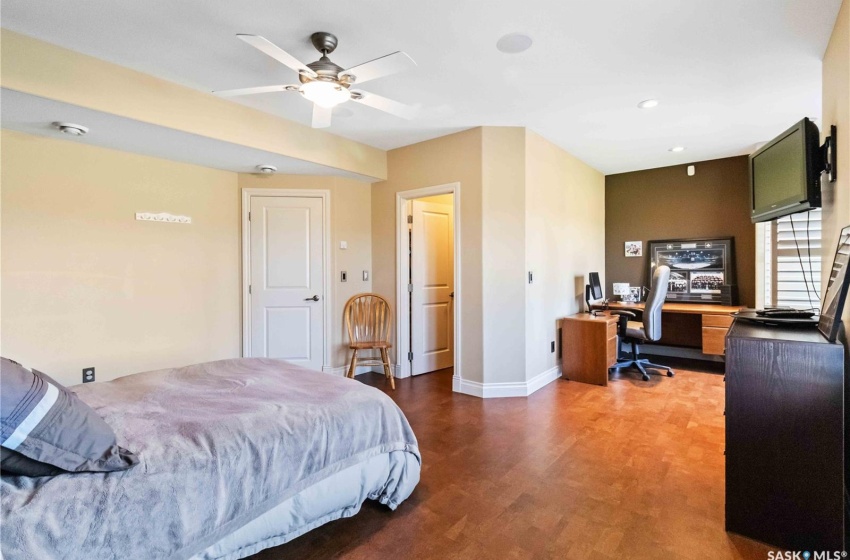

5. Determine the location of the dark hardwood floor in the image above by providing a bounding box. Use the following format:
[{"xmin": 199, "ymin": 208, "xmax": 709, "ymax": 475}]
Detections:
[{"xmin": 251, "ymin": 362, "xmax": 773, "ymax": 559}]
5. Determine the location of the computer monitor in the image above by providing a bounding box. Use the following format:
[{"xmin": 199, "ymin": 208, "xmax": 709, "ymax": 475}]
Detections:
[{"xmin": 588, "ymin": 272, "xmax": 603, "ymax": 300}]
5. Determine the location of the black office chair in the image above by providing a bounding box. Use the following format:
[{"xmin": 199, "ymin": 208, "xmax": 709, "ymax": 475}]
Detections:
[{"xmin": 609, "ymin": 265, "xmax": 675, "ymax": 381}]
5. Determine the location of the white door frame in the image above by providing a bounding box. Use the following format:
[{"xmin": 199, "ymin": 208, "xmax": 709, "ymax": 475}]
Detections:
[
  {"xmin": 241, "ymin": 188, "xmax": 332, "ymax": 369},
  {"xmin": 395, "ymin": 183, "xmax": 461, "ymax": 387}
]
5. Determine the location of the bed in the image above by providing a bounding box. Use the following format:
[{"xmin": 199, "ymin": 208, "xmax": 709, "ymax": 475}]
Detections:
[{"xmin": 0, "ymin": 358, "xmax": 421, "ymax": 560}]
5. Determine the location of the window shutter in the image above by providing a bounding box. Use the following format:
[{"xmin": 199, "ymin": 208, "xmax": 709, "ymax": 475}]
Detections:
[{"xmin": 764, "ymin": 209, "xmax": 822, "ymax": 309}]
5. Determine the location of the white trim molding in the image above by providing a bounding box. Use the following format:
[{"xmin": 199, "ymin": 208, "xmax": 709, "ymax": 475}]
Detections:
[
  {"xmin": 452, "ymin": 366, "xmax": 561, "ymax": 398},
  {"xmin": 241, "ymin": 188, "xmax": 333, "ymax": 369},
  {"xmin": 395, "ymin": 182, "xmax": 462, "ymax": 390}
]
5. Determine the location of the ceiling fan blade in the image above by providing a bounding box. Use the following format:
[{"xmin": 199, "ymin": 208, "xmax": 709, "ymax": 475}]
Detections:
[
  {"xmin": 237, "ymin": 34, "xmax": 317, "ymax": 78},
  {"xmin": 340, "ymin": 51, "xmax": 416, "ymax": 84},
  {"xmin": 312, "ymin": 104, "xmax": 332, "ymax": 128},
  {"xmin": 213, "ymin": 85, "xmax": 294, "ymax": 97},
  {"xmin": 351, "ymin": 91, "xmax": 418, "ymax": 120}
]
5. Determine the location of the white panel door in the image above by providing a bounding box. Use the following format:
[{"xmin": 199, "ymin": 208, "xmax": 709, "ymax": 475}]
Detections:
[
  {"xmin": 411, "ymin": 200, "xmax": 454, "ymax": 375},
  {"xmin": 248, "ymin": 196, "xmax": 324, "ymax": 370}
]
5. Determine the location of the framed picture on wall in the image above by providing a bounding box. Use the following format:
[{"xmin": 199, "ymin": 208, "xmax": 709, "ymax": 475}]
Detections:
[
  {"xmin": 625, "ymin": 241, "xmax": 642, "ymax": 257},
  {"xmin": 647, "ymin": 237, "xmax": 737, "ymax": 305}
]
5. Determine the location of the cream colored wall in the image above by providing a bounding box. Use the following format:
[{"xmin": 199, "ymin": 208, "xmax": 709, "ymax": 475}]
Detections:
[
  {"xmin": 821, "ymin": 0, "xmax": 850, "ymax": 327},
  {"xmin": 1, "ymin": 130, "xmax": 241, "ymax": 386},
  {"xmin": 524, "ymin": 131, "xmax": 606, "ymax": 380},
  {"xmin": 237, "ymin": 174, "xmax": 373, "ymax": 368},
  {"xmin": 481, "ymin": 127, "xmax": 527, "ymax": 384},
  {"xmin": 1, "ymin": 30, "xmax": 386, "ymax": 180},
  {"xmin": 371, "ymin": 128, "xmax": 484, "ymax": 383}
]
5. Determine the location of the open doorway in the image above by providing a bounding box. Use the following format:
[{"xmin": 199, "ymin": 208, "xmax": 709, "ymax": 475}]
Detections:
[{"xmin": 395, "ymin": 184, "xmax": 460, "ymax": 384}]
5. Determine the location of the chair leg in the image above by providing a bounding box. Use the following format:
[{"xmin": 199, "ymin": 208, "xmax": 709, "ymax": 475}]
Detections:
[
  {"xmin": 347, "ymin": 349, "xmax": 358, "ymax": 379},
  {"xmin": 380, "ymin": 348, "xmax": 395, "ymax": 390}
]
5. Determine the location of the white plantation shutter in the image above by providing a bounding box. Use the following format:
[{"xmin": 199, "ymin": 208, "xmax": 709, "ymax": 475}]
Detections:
[{"xmin": 763, "ymin": 209, "xmax": 822, "ymax": 309}]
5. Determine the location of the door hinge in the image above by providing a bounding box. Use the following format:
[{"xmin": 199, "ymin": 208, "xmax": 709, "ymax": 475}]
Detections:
[
  {"xmin": 407, "ymin": 214, "xmax": 413, "ymax": 224},
  {"xmin": 248, "ymin": 211, "xmax": 251, "ymax": 222},
  {"xmin": 248, "ymin": 285, "xmax": 252, "ymax": 295},
  {"xmin": 408, "ymin": 351, "xmax": 413, "ymax": 362},
  {"xmin": 407, "ymin": 284, "xmax": 413, "ymax": 293}
]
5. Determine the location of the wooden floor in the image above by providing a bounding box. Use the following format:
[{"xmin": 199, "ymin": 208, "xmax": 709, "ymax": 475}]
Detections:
[{"xmin": 251, "ymin": 361, "xmax": 773, "ymax": 560}]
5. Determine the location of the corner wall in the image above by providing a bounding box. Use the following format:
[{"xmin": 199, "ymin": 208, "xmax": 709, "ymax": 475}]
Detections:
[
  {"xmin": 525, "ymin": 131, "xmax": 606, "ymax": 381},
  {"xmin": 481, "ymin": 127, "xmax": 527, "ymax": 385},
  {"xmin": 371, "ymin": 128, "xmax": 485, "ymax": 383},
  {"xmin": 821, "ymin": 0, "xmax": 850, "ymax": 321}
]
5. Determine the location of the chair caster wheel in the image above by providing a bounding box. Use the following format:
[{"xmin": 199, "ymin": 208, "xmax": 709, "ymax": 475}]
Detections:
[
  {"xmin": 642, "ymin": 374, "xmax": 650, "ymax": 381},
  {"xmin": 666, "ymin": 371, "xmax": 674, "ymax": 377}
]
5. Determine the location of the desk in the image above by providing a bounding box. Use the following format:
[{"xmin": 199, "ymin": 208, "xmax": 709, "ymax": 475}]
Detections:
[
  {"xmin": 560, "ymin": 312, "xmax": 619, "ymax": 386},
  {"xmin": 595, "ymin": 302, "xmax": 743, "ymax": 356}
]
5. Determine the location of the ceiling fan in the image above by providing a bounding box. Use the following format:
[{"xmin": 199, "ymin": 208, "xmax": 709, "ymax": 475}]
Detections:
[{"xmin": 214, "ymin": 32, "xmax": 417, "ymax": 129}]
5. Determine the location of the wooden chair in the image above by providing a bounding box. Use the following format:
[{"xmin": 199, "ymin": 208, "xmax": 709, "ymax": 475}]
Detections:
[{"xmin": 344, "ymin": 293, "xmax": 395, "ymax": 389}]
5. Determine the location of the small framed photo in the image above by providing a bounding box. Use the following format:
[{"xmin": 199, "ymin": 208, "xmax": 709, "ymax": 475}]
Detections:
[{"xmin": 625, "ymin": 241, "xmax": 642, "ymax": 257}]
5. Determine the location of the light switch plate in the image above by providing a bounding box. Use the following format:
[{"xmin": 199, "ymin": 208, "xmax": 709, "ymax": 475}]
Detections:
[
  {"xmin": 363, "ymin": 270, "xmax": 369, "ymax": 281},
  {"xmin": 340, "ymin": 241, "xmax": 348, "ymax": 250},
  {"xmin": 341, "ymin": 271, "xmax": 347, "ymax": 282}
]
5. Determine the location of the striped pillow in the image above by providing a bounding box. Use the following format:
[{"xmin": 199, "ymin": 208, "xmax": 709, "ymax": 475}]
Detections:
[{"xmin": 0, "ymin": 358, "xmax": 138, "ymax": 476}]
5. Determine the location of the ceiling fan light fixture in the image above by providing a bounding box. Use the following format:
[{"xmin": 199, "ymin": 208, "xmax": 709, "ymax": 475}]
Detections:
[{"xmin": 300, "ymin": 80, "xmax": 350, "ymax": 108}]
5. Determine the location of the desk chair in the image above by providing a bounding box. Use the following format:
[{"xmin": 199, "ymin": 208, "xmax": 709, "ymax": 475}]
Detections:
[
  {"xmin": 609, "ymin": 266, "xmax": 675, "ymax": 381},
  {"xmin": 344, "ymin": 293, "xmax": 395, "ymax": 390}
]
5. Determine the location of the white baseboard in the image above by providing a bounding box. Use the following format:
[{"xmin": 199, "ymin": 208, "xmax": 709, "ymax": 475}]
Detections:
[
  {"xmin": 452, "ymin": 365, "xmax": 561, "ymax": 398},
  {"xmin": 322, "ymin": 364, "xmax": 405, "ymax": 377}
]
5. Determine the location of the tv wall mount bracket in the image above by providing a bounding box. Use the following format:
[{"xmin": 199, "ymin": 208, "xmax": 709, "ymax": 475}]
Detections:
[{"xmin": 820, "ymin": 125, "xmax": 838, "ymax": 184}]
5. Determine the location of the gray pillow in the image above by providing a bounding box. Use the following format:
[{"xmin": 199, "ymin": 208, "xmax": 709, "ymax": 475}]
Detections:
[{"xmin": 1, "ymin": 357, "xmax": 138, "ymax": 477}]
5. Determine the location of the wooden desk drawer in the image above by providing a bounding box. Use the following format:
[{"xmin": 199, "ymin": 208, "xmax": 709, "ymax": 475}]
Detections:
[
  {"xmin": 703, "ymin": 314, "xmax": 734, "ymax": 328},
  {"xmin": 702, "ymin": 326, "xmax": 728, "ymax": 355},
  {"xmin": 607, "ymin": 320, "xmax": 618, "ymax": 339},
  {"xmin": 607, "ymin": 336, "xmax": 617, "ymax": 366}
]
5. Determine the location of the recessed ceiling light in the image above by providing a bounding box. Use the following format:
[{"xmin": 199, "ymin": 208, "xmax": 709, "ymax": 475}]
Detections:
[
  {"xmin": 638, "ymin": 99, "xmax": 659, "ymax": 109},
  {"xmin": 669, "ymin": 146, "xmax": 686, "ymax": 153},
  {"xmin": 496, "ymin": 33, "xmax": 533, "ymax": 54},
  {"xmin": 53, "ymin": 122, "xmax": 89, "ymax": 136}
]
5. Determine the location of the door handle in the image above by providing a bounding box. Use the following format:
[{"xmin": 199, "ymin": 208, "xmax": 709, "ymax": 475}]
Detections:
[
  {"xmin": 305, "ymin": 295, "xmax": 320, "ymax": 301},
  {"xmin": 450, "ymin": 292, "xmax": 454, "ymax": 298}
]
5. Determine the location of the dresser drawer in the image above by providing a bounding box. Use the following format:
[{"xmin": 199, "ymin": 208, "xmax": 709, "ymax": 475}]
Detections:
[{"xmin": 703, "ymin": 314, "xmax": 734, "ymax": 328}]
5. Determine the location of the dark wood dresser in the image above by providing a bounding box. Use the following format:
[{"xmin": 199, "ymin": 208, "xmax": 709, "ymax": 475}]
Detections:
[{"xmin": 725, "ymin": 320, "xmax": 848, "ymax": 551}]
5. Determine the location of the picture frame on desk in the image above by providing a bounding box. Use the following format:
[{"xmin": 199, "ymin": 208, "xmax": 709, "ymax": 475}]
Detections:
[{"xmin": 647, "ymin": 237, "xmax": 737, "ymax": 305}]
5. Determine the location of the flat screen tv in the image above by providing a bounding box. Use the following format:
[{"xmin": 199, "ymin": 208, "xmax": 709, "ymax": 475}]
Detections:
[{"xmin": 749, "ymin": 117, "xmax": 822, "ymax": 224}]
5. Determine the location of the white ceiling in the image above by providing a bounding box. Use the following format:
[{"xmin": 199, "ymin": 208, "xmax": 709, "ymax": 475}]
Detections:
[
  {"xmin": 0, "ymin": 89, "xmax": 373, "ymax": 180},
  {"xmin": 1, "ymin": 0, "xmax": 842, "ymax": 174}
]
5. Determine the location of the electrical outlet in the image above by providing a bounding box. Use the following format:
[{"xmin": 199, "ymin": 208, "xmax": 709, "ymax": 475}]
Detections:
[
  {"xmin": 82, "ymin": 367, "xmax": 95, "ymax": 383},
  {"xmin": 551, "ymin": 341, "xmax": 555, "ymax": 353},
  {"xmin": 341, "ymin": 271, "xmax": 347, "ymax": 282}
]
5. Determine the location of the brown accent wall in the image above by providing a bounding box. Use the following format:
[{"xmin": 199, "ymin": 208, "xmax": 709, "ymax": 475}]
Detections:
[{"xmin": 605, "ymin": 156, "xmax": 755, "ymax": 307}]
